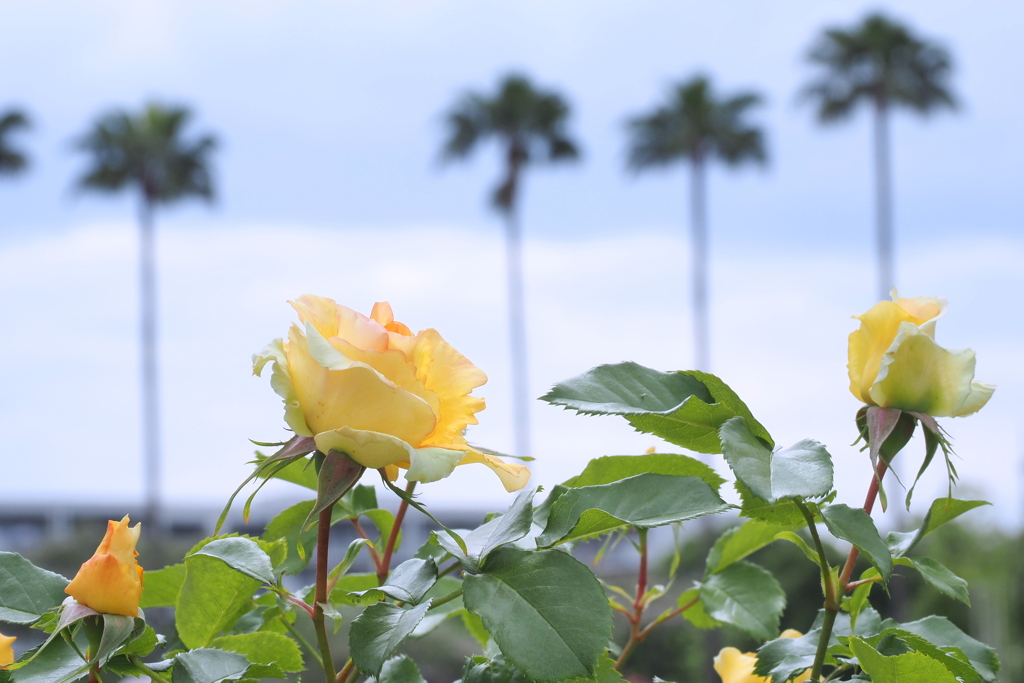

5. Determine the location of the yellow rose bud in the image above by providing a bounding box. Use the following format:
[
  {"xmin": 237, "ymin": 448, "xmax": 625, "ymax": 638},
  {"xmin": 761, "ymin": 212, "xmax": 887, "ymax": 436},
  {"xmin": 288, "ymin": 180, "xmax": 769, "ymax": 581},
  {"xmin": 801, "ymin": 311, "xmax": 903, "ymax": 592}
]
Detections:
[
  {"xmin": 714, "ymin": 630, "xmax": 812, "ymax": 683},
  {"xmin": 848, "ymin": 291, "xmax": 994, "ymax": 417},
  {"xmin": 0, "ymin": 631, "xmax": 15, "ymax": 667},
  {"xmin": 65, "ymin": 516, "xmax": 144, "ymax": 617},
  {"xmin": 254, "ymin": 296, "xmax": 530, "ymax": 492}
]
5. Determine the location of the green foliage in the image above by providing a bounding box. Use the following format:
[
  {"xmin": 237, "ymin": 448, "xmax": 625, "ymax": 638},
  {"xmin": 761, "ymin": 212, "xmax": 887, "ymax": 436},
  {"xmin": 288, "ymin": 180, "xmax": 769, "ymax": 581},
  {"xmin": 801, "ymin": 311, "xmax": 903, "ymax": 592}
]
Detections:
[
  {"xmin": 463, "ymin": 547, "xmax": 611, "ymax": 681},
  {"xmin": 698, "ymin": 561, "xmax": 786, "ymax": 641},
  {"xmin": 719, "ymin": 416, "xmax": 833, "ymax": 503},
  {"xmin": 537, "ymin": 473, "xmax": 729, "ymax": 547},
  {"xmin": 887, "ymin": 498, "xmax": 990, "ymax": 557},
  {"xmin": 0, "ymin": 553, "xmax": 69, "ymax": 624},
  {"xmin": 210, "ymin": 632, "xmax": 304, "ymax": 674},
  {"xmin": 896, "ymin": 557, "xmax": 970, "ymax": 605},
  {"xmin": 821, "ymin": 503, "xmax": 893, "ymax": 582},
  {"xmin": 753, "ymin": 630, "xmax": 820, "ymax": 683},
  {"xmin": 563, "ymin": 452, "xmax": 725, "ymax": 491},
  {"xmin": 540, "ymin": 363, "xmax": 772, "ymax": 453},
  {"xmin": 176, "ymin": 553, "xmax": 261, "ymax": 649},
  {"xmin": 140, "ymin": 563, "xmax": 186, "ymax": 608},
  {"xmin": 435, "ymin": 488, "xmax": 535, "ymax": 572},
  {"xmin": 372, "ymin": 656, "xmax": 427, "ymax": 683},
  {"xmin": 705, "ymin": 520, "xmax": 803, "ymax": 575},
  {"xmin": 349, "ymin": 601, "xmax": 432, "ymax": 677},
  {"xmin": 168, "ymin": 648, "xmax": 251, "ymax": 683}
]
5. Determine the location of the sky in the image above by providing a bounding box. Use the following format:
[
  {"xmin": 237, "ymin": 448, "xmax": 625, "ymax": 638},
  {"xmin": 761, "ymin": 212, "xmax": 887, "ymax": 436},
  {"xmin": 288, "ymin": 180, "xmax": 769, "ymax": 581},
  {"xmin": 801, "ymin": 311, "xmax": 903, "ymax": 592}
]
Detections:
[{"xmin": 1, "ymin": 1, "xmax": 1022, "ymax": 530}]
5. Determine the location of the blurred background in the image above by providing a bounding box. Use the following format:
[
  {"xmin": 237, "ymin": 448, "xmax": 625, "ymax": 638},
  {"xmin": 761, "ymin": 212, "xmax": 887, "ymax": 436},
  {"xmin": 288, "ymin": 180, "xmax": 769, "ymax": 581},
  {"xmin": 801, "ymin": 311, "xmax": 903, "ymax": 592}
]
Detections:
[{"xmin": 1, "ymin": 1, "xmax": 1022, "ymax": 680}]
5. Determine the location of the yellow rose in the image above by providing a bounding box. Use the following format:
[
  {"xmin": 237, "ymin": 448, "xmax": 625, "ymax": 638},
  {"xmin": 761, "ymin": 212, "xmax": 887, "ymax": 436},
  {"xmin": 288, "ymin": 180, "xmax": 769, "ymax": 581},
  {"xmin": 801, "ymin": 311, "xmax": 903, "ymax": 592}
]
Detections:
[
  {"xmin": 254, "ymin": 295, "xmax": 529, "ymax": 492},
  {"xmin": 0, "ymin": 631, "xmax": 15, "ymax": 666},
  {"xmin": 714, "ymin": 630, "xmax": 812, "ymax": 683},
  {"xmin": 65, "ymin": 516, "xmax": 144, "ymax": 617},
  {"xmin": 848, "ymin": 291, "xmax": 994, "ymax": 417}
]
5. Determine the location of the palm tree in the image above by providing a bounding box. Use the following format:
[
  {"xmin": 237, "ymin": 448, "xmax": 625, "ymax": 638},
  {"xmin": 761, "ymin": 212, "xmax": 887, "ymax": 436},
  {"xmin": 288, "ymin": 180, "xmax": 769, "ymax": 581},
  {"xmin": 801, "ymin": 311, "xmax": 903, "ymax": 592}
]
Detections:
[
  {"xmin": 626, "ymin": 75, "xmax": 766, "ymax": 371},
  {"xmin": 441, "ymin": 73, "xmax": 581, "ymax": 459},
  {"xmin": 801, "ymin": 13, "xmax": 957, "ymax": 300},
  {"xmin": 0, "ymin": 109, "xmax": 31, "ymax": 177},
  {"xmin": 74, "ymin": 103, "xmax": 217, "ymax": 529}
]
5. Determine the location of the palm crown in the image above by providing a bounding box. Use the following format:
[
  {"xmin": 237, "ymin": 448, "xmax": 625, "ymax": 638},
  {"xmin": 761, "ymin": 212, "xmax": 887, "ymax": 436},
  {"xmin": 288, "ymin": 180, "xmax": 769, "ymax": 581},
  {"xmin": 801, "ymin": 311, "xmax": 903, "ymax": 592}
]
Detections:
[
  {"xmin": 626, "ymin": 75, "xmax": 766, "ymax": 171},
  {"xmin": 0, "ymin": 109, "xmax": 31, "ymax": 176},
  {"xmin": 801, "ymin": 13, "xmax": 956, "ymax": 121},
  {"xmin": 75, "ymin": 103, "xmax": 216, "ymax": 204},
  {"xmin": 442, "ymin": 74, "xmax": 579, "ymax": 212}
]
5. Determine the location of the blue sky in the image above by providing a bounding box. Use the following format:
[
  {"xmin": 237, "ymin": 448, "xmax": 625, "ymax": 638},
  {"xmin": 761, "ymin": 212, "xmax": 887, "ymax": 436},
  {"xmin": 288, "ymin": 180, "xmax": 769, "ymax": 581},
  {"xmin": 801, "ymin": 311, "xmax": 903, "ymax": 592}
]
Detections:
[{"xmin": 1, "ymin": 1, "xmax": 1022, "ymax": 528}]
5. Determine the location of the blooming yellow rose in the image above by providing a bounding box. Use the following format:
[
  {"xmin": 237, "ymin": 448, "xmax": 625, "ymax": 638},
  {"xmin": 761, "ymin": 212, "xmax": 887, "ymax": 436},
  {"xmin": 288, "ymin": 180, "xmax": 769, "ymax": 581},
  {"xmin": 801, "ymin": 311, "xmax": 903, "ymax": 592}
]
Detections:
[
  {"xmin": 254, "ymin": 295, "xmax": 529, "ymax": 492},
  {"xmin": 0, "ymin": 631, "xmax": 15, "ymax": 667},
  {"xmin": 848, "ymin": 291, "xmax": 994, "ymax": 417},
  {"xmin": 714, "ymin": 630, "xmax": 812, "ymax": 683},
  {"xmin": 65, "ymin": 515, "xmax": 143, "ymax": 617}
]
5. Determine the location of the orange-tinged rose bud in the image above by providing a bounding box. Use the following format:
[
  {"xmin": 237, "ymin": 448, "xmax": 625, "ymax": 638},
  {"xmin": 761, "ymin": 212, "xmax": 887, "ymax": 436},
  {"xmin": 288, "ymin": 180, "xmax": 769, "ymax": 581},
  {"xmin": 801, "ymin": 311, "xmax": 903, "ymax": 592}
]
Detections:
[
  {"xmin": 65, "ymin": 515, "xmax": 143, "ymax": 617},
  {"xmin": 254, "ymin": 296, "xmax": 530, "ymax": 492},
  {"xmin": 0, "ymin": 631, "xmax": 15, "ymax": 666},
  {"xmin": 713, "ymin": 631, "xmax": 813, "ymax": 683}
]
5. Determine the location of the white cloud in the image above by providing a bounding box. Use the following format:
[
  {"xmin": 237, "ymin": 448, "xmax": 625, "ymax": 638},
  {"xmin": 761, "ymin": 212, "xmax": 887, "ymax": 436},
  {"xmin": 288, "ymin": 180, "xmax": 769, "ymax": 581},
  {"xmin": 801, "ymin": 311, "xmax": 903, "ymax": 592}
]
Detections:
[{"xmin": 0, "ymin": 223, "xmax": 1019, "ymax": 532}]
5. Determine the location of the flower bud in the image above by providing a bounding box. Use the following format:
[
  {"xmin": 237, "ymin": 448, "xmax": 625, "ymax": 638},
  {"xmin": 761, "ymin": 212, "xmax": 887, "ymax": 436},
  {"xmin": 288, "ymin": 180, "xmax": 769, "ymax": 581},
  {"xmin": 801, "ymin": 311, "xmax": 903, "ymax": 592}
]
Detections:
[
  {"xmin": 65, "ymin": 515, "xmax": 143, "ymax": 617},
  {"xmin": 0, "ymin": 631, "xmax": 15, "ymax": 666}
]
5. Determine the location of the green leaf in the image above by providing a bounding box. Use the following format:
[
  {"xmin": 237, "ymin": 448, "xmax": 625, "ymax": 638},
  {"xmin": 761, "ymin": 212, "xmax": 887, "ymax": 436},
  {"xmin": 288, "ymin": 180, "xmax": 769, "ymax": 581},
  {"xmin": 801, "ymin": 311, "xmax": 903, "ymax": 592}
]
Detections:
[
  {"xmin": 896, "ymin": 557, "xmax": 970, "ymax": 605},
  {"xmin": 170, "ymin": 648, "xmax": 251, "ymax": 683},
  {"xmin": 821, "ymin": 504, "xmax": 892, "ymax": 583},
  {"xmin": 192, "ymin": 537, "xmax": 275, "ymax": 585},
  {"xmin": 176, "ymin": 554, "xmax": 261, "ymax": 649},
  {"xmin": 256, "ymin": 452, "xmax": 318, "ymax": 490},
  {"xmin": 328, "ymin": 573, "xmax": 381, "ymax": 606},
  {"xmin": 734, "ymin": 482, "xmax": 813, "ymax": 526},
  {"xmin": 357, "ymin": 558, "xmax": 437, "ymax": 605},
  {"xmin": 372, "ymin": 656, "xmax": 427, "ymax": 683},
  {"xmin": 887, "ymin": 498, "xmax": 990, "ymax": 557},
  {"xmin": 537, "ymin": 473, "xmax": 729, "ymax": 547},
  {"xmin": 677, "ymin": 588, "xmax": 720, "ymax": 629},
  {"xmin": 139, "ymin": 564, "xmax": 186, "ymax": 609},
  {"xmin": 540, "ymin": 363, "xmax": 772, "ymax": 453},
  {"xmin": 0, "ymin": 552, "xmax": 70, "ymax": 624},
  {"xmin": 753, "ymin": 630, "xmax": 819, "ymax": 683},
  {"xmin": 698, "ymin": 561, "xmax": 786, "ymax": 642},
  {"xmin": 719, "ymin": 417, "xmax": 833, "ymax": 503},
  {"xmin": 435, "ymin": 489, "xmax": 536, "ymax": 571},
  {"xmin": 883, "ymin": 616, "xmax": 999, "ymax": 681},
  {"xmin": 849, "ymin": 637, "xmax": 958, "ymax": 683},
  {"xmin": 705, "ymin": 520, "xmax": 801, "ymax": 575},
  {"xmin": 463, "ymin": 547, "xmax": 611, "ymax": 682},
  {"xmin": 773, "ymin": 531, "xmax": 821, "ymax": 566},
  {"xmin": 210, "ymin": 632, "xmax": 304, "ymax": 672},
  {"xmin": 409, "ymin": 577, "xmax": 465, "ymax": 638},
  {"xmin": 870, "ymin": 629, "xmax": 982, "ymax": 683},
  {"xmin": 461, "ymin": 653, "xmax": 532, "ymax": 683},
  {"xmin": 262, "ymin": 500, "xmax": 318, "ymax": 574},
  {"xmin": 331, "ymin": 539, "xmax": 372, "ymax": 579},
  {"xmin": 365, "ymin": 509, "xmax": 400, "ymax": 552},
  {"xmin": 563, "ymin": 453, "xmax": 725, "ymax": 491},
  {"xmin": 9, "ymin": 638, "xmax": 85, "ymax": 683},
  {"xmin": 349, "ymin": 601, "xmax": 432, "ymax": 677}
]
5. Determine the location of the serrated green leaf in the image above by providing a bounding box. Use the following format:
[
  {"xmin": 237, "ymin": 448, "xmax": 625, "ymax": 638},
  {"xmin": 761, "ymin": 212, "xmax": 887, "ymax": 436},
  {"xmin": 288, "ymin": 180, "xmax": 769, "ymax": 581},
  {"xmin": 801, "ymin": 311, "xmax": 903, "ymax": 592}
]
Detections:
[
  {"xmin": 9, "ymin": 638, "xmax": 84, "ymax": 683},
  {"xmin": 171, "ymin": 648, "xmax": 251, "ymax": 683},
  {"xmin": 463, "ymin": 547, "xmax": 611, "ymax": 682},
  {"xmin": 435, "ymin": 489, "xmax": 535, "ymax": 571},
  {"xmin": 719, "ymin": 417, "xmax": 833, "ymax": 504},
  {"xmin": 357, "ymin": 558, "xmax": 437, "ymax": 605},
  {"xmin": 328, "ymin": 573, "xmax": 381, "ymax": 606},
  {"xmin": 210, "ymin": 632, "xmax": 303, "ymax": 672},
  {"xmin": 365, "ymin": 509, "xmax": 400, "ymax": 553},
  {"xmin": 869, "ymin": 630, "xmax": 982, "ymax": 683},
  {"xmin": 349, "ymin": 601, "xmax": 432, "ymax": 677},
  {"xmin": 677, "ymin": 588, "xmax": 720, "ymax": 629},
  {"xmin": 139, "ymin": 564, "xmax": 186, "ymax": 609},
  {"xmin": 699, "ymin": 561, "xmax": 786, "ymax": 642},
  {"xmin": 896, "ymin": 557, "xmax": 970, "ymax": 605},
  {"xmin": 409, "ymin": 577, "xmax": 465, "ymax": 638},
  {"xmin": 0, "ymin": 553, "xmax": 70, "ymax": 624},
  {"xmin": 881, "ymin": 616, "xmax": 999, "ymax": 681},
  {"xmin": 773, "ymin": 531, "xmax": 821, "ymax": 566},
  {"xmin": 541, "ymin": 363, "xmax": 771, "ymax": 454},
  {"xmin": 753, "ymin": 630, "xmax": 819, "ymax": 683},
  {"xmin": 734, "ymin": 482, "xmax": 812, "ymax": 525},
  {"xmin": 849, "ymin": 637, "xmax": 958, "ymax": 683},
  {"xmin": 821, "ymin": 504, "xmax": 892, "ymax": 583},
  {"xmin": 192, "ymin": 537, "xmax": 275, "ymax": 585},
  {"xmin": 177, "ymin": 555, "xmax": 261, "ymax": 649},
  {"xmin": 372, "ymin": 655, "xmax": 427, "ymax": 683},
  {"xmin": 537, "ymin": 474, "xmax": 729, "ymax": 547},
  {"xmin": 706, "ymin": 520, "xmax": 801, "ymax": 575},
  {"xmin": 563, "ymin": 453, "xmax": 725, "ymax": 491},
  {"xmin": 461, "ymin": 653, "xmax": 532, "ymax": 683},
  {"xmin": 887, "ymin": 499, "xmax": 990, "ymax": 557}
]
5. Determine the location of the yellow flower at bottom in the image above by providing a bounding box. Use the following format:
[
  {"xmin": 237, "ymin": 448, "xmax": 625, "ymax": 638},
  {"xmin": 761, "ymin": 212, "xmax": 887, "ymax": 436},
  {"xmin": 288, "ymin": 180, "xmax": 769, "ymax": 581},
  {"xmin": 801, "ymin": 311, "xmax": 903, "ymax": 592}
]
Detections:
[
  {"xmin": 714, "ymin": 630, "xmax": 812, "ymax": 683},
  {"xmin": 65, "ymin": 515, "xmax": 144, "ymax": 617},
  {"xmin": 0, "ymin": 631, "xmax": 15, "ymax": 666}
]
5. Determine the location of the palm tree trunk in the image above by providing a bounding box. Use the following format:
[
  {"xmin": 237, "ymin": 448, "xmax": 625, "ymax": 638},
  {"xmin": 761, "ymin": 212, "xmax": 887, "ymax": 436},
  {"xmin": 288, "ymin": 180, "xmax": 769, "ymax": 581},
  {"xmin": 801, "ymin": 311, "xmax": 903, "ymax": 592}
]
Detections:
[
  {"xmin": 690, "ymin": 154, "xmax": 710, "ymax": 371},
  {"xmin": 138, "ymin": 199, "xmax": 162, "ymax": 531},
  {"xmin": 504, "ymin": 203, "xmax": 532, "ymax": 459},
  {"xmin": 873, "ymin": 97, "xmax": 894, "ymax": 301}
]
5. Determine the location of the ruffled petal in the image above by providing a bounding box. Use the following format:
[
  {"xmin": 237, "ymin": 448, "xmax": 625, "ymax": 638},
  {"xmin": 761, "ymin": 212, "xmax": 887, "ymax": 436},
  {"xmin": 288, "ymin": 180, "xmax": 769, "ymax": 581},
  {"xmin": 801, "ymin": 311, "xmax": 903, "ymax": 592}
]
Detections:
[
  {"xmin": 288, "ymin": 324, "xmax": 437, "ymax": 443},
  {"xmin": 869, "ymin": 322, "xmax": 982, "ymax": 417},
  {"xmin": 413, "ymin": 329, "xmax": 488, "ymax": 448},
  {"xmin": 952, "ymin": 381, "xmax": 996, "ymax": 417},
  {"xmin": 290, "ymin": 295, "xmax": 389, "ymax": 352},
  {"xmin": 457, "ymin": 450, "xmax": 531, "ymax": 492},
  {"xmin": 327, "ymin": 336, "xmax": 442, "ymax": 418},
  {"xmin": 713, "ymin": 647, "xmax": 762, "ymax": 683},
  {"xmin": 99, "ymin": 516, "xmax": 141, "ymax": 566},
  {"xmin": 892, "ymin": 290, "xmax": 946, "ymax": 338},
  {"xmin": 65, "ymin": 555, "xmax": 143, "ymax": 617},
  {"xmin": 253, "ymin": 337, "xmax": 312, "ymax": 436}
]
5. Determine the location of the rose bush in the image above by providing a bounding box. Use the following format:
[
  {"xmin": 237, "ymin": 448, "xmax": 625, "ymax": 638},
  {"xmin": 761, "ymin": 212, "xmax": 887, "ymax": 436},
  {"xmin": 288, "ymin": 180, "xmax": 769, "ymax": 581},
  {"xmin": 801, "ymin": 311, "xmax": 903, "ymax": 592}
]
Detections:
[
  {"xmin": 64, "ymin": 515, "xmax": 143, "ymax": 617},
  {"xmin": 848, "ymin": 291, "xmax": 994, "ymax": 417},
  {"xmin": 254, "ymin": 295, "xmax": 529, "ymax": 491}
]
